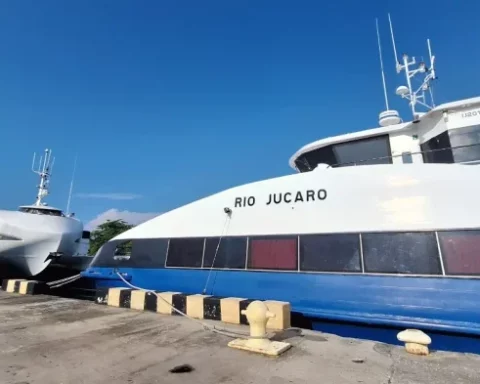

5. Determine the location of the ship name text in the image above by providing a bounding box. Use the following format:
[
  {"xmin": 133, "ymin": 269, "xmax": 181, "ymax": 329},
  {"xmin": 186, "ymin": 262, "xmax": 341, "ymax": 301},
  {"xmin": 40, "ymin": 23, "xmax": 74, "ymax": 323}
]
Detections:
[{"xmin": 234, "ymin": 189, "xmax": 327, "ymax": 208}]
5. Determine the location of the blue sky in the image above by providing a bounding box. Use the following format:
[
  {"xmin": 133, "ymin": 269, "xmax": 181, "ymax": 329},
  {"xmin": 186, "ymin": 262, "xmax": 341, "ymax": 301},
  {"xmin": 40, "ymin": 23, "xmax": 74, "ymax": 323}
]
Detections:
[{"xmin": 0, "ymin": 1, "xmax": 479, "ymax": 228}]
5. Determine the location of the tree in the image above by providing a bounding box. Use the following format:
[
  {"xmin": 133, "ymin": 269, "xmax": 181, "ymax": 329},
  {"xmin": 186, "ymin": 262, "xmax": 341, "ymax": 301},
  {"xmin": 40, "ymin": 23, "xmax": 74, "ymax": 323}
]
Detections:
[{"xmin": 88, "ymin": 219, "xmax": 134, "ymax": 255}]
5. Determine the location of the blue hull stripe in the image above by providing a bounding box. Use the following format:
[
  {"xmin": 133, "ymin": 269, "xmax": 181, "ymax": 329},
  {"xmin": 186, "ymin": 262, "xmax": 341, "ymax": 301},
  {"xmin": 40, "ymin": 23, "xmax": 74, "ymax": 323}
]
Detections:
[{"xmin": 82, "ymin": 267, "xmax": 480, "ymax": 337}]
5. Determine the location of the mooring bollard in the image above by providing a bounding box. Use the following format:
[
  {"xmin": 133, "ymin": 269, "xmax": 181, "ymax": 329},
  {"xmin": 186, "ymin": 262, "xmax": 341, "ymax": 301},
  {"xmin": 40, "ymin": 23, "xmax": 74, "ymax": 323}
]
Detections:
[
  {"xmin": 397, "ymin": 329, "xmax": 432, "ymax": 356},
  {"xmin": 228, "ymin": 300, "xmax": 291, "ymax": 356}
]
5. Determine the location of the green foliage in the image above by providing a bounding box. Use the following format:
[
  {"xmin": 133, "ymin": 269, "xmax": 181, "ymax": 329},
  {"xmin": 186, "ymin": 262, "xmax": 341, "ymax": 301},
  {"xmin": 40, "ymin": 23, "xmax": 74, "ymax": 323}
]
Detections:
[{"xmin": 88, "ymin": 219, "xmax": 134, "ymax": 256}]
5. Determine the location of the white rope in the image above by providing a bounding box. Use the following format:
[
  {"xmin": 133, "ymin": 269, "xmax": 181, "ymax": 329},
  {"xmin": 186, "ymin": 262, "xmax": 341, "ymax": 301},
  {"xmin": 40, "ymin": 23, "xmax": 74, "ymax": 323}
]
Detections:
[
  {"xmin": 47, "ymin": 273, "xmax": 82, "ymax": 288},
  {"xmin": 115, "ymin": 271, "xmax": 253, "ymax": 339},
  {"xmin": 202, "ymin": 214, "xmax": 231, "ymax": 295}
]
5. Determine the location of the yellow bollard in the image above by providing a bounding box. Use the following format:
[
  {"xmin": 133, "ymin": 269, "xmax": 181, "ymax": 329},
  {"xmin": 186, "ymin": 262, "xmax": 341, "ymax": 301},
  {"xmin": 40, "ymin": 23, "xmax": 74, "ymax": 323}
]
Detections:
[
  {"xmin": 228, "ymin": 301, "xmax": 291, "ymax": 356},
  {"xmin": 397, "ymin": 329, "xmax": 432, "ymax": 356}
]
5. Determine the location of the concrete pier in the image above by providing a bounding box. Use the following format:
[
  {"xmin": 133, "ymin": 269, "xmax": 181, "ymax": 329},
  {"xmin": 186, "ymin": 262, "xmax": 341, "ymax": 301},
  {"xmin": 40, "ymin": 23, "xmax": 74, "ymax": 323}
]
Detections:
[{"xmin": 0, "ymin": 291, "xmax": 479, "ymax": 384}]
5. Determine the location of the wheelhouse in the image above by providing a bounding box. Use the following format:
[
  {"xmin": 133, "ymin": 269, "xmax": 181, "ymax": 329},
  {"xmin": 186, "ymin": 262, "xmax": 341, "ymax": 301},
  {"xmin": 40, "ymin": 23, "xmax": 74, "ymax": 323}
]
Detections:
[{"xmin": 290, "ymin": 97, "xmax": 480, "ymax": 172}]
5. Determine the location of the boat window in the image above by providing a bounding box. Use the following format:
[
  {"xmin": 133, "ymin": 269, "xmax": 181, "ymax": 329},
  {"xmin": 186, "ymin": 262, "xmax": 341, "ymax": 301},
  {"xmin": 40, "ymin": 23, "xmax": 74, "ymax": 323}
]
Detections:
[
  {"xmin": 19, "ymin": 207, "xmax": 65, "ymax": 216},
  {"xmin": 166, "ymin": 238, "xmax": 204, "ymax": 268},
  {"xmin": 203, "ymin": 237, "xmax": 247, "ymax": 269},
  {"xmin": 421, "ymin": 131, "xmax": 454, "ymax": 163},
  {"xmin": 114, "ymin": 241, "xmax": 132, "ymax": 257},
  {"xmin": 82, "ymin": 231, "xmax": 91, "ymax": 239},
  {"xmin": 295, "ymin": 147, "xmax": 336, "ymax": 171},
  {"xmin": 420, "ymin": 125, "xmax": 480, "ymax": 164},
  {"xmin": 362, "ymin": 232, "xmax": 441, "ymax": 275},
  {"xmin": 449, "ymin": 125, "xmax": 480, "ymax": 163},
  {"xmin": 90, "ymin": 240, "xmax": 126, "ymax": 267},
  {"xmin": 248, "ymin": 236, "xmax": 297, "ymax": 270},
  {"xmin": 130, "ymin": 239, "xmax": 169, "ymax": 268},
  {"xmin": 0, "ymin": 234, "xmax": 21, "ymax": 240},
  {"xmin": 44, "ymin": 209, "xmax": 63, "ymax": 216},
  {"xmin": 90, "ymin": 239, "xmax": 168, "ymax": 268},
  {"xmin": 294, "ymin": 134, "xmax": 392, "ymax": 171},
  {"xmin": 299, "ymin": 234, "xmax": 361, "ymax": 272},
  {"xmin": 333, "ymin": 135, "xmax": 392, "ymax": 167},
  {"xmin": 438, "ymin": 230, "xmax": 480, "ymax": 275}
]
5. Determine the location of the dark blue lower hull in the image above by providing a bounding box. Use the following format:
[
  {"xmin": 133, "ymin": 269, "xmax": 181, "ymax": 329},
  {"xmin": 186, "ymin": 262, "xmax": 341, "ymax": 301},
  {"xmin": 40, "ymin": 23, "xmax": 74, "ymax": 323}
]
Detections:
[{"xmin": 82, "ymin": 267, "xmax": 480, "ymax": 354}]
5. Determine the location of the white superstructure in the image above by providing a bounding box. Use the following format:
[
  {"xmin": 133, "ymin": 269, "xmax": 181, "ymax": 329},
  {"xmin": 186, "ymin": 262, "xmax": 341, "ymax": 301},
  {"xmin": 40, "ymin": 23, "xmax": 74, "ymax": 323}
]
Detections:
[
  {"xmin": 0, "ymin": 149, "xmax": 84, "ymax": 276},
  {"xmin": 91, "ymin": 15, "xmax": 480, "ymax": 269}
]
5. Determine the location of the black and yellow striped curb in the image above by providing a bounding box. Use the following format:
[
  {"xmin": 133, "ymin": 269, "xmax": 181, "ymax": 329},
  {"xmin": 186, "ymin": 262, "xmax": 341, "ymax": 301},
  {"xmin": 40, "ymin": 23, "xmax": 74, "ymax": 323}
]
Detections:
[
  {"xmin": 1, "ymin": 279, "xmax": 46, "ymax": 295},
  {"xmin": 95, "ymin": 287, "xmax": 291, "ymax": 330}
]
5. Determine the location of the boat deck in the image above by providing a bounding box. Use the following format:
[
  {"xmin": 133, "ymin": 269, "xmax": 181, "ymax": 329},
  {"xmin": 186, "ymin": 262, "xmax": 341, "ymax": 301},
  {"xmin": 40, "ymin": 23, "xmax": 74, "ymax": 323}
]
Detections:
[{"xmin": 1, "ymin": 291, "xmax": 479, "ymax": 384}]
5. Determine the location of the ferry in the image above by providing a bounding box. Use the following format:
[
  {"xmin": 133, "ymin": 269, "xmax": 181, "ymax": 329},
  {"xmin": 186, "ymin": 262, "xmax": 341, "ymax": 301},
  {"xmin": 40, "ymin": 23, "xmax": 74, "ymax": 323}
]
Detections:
[
  {"xmin": 81, "ymin": 16, "xmax": 480, "ymax": 353},
  {"xmin": 0, "ymin": 149, "xmax": 85, "ymax": 277}
]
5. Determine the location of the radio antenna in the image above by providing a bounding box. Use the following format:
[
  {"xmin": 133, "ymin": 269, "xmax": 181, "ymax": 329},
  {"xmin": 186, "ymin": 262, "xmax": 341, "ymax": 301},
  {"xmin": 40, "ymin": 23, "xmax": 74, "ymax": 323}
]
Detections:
[
  {"xmin": 66, "ymin": 153, "xmax": 78, "ymax": 216},
  {"xmin": 376, "ymin": 17, "xmax": 401, "ymax": 127},
  {"xmin": 388, "ymin": 13, "xmax": 400, "ymax": 71},
  {"xmin": 376, "ymin": 18, "xmax": 389, "ymax": 110}
]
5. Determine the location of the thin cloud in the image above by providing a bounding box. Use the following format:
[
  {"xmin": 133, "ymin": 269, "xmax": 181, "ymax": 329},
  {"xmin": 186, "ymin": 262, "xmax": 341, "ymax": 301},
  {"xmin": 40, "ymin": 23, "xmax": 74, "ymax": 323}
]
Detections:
[
  {"xmin": 85, "ymin": 208, "xmax": 160, "ymax": 230},
  {"xmin": 75, "ymin": 193, "xmax": 143, "ymax": 200}
]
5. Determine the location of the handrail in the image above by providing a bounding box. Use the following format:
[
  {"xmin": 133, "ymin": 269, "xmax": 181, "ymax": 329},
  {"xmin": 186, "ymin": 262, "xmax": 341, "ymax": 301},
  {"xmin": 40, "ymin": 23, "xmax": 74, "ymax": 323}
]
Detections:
[{"xmin": 294, "ymin": 142, "xmax": 480, "ymax": 171}]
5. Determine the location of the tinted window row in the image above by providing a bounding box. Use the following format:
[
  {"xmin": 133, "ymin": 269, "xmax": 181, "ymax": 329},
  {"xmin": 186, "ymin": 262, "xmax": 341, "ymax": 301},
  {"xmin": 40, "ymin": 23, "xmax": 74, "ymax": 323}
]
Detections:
[
  {"xmin": 92, "ymin": 230, "xmax": 480, "ymax": 277},
  {"xmin": 294, "ymin": 134, "xmax": 392, "ymax": 172}
]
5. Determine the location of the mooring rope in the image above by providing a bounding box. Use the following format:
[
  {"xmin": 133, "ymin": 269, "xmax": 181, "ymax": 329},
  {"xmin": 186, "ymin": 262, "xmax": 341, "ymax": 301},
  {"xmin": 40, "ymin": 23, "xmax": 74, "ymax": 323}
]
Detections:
[{"xmin": 47, "ymin": 273, "xmax": 82, "ymax": 289}]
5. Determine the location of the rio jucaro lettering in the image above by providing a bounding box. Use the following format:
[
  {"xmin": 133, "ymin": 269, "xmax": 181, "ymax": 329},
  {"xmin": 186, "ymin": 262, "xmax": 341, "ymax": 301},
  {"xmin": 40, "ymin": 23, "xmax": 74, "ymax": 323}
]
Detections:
[{"xmin": 234, "ymin": 189, "xmax": 327, "ymax": 208}]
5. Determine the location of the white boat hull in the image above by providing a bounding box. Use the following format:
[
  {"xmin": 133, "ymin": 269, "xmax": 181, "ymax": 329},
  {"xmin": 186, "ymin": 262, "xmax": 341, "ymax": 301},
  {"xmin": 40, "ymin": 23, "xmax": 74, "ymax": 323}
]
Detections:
[
  {"xmin": 113, "ymin": 163, "xmax": 480, "ymax": 242},
  {"xmin": 0, "ymin": 210, "xmax": 83, "ymax": 277}
]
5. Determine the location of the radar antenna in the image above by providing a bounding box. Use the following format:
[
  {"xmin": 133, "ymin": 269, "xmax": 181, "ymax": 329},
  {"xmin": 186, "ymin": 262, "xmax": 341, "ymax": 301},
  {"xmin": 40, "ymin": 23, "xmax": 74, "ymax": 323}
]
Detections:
[
  {"xmin": 376, "ymin": 18, "xmax": 401, "ymax": 127},
  {"xmin": 388, "ymin": 13, "xmax": 438, "ymax": 121},
  {"xmin": 32, "ymin": 148, "xmax": 55, "ymax": 206}
]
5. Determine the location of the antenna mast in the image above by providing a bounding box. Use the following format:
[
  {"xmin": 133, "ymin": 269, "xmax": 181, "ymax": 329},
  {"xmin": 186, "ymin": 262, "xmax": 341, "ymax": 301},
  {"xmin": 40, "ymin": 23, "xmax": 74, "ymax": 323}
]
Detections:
[
  {"xmin": 376, "ymin": 17, "xmax": 401, "ymax": 127},
  {"xmin": 388, "ymin": 13, "xmax": 437, "ymax": 121},
  {"xmin": 388, "ymin": 13, "xmax": 400, "ymax": 71},
  {"xmin": 66, "ymin": 153, "xmax": 78, "ymax": 216},
  {"xmin": 376, "ymin": 18, "xmax": 390, "ymax": 110},
  {"xmin": 32, "ymin": 148, "xmax": 55, "ymax": 206}
]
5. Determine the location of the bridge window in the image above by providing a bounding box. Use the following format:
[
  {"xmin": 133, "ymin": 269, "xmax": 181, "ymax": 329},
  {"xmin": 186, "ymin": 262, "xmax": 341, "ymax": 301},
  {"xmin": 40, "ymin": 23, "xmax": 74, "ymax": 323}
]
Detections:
[
  {"xmin": 203, "ymin": 237, "xmax": 247, "ymax": 269},
  {"xmin": 421, "ymin": 131, "xmax": 454, "ymax": 163},
  {"xmin": 421, "ymin": 125, "xmax": 480, "ymax": 164},
  {"xmin": 333, "ymin": 135, "xmax": 392, "ymax": 167},
  {"xmin": 166, "ymin": 238, "xmax": 204, "ymax": 268},
  {"xmin": 449, "ymin": 125, "xmax": 480, "ymax": 163},
  {"xmin": 438, "ymin": 230, "xmax": 480, "ymax": 275},
  {"xmin": 363, "ymin": 232, "xmax": 441, "ymax": 275},
  {"xmin": 300, "ymin": 234, "xmax": 361, "ymax": 272},
  {"xmin": 248, "ymin": 236, "xmax": 297, "ymax": 270},
  {"xmin": 294, "ymin": 134, "xmax": 392, "ymax": 171}
]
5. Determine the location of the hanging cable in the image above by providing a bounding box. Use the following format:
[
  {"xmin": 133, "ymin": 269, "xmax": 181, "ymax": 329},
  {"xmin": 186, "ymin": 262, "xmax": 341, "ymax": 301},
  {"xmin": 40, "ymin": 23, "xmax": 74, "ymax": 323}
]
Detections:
[{"xmin": 202, "ymin": 210, "xmax": 232, "ymax": 295}]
